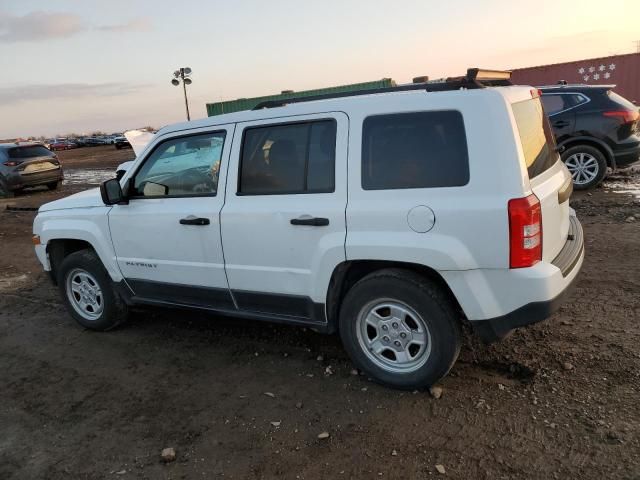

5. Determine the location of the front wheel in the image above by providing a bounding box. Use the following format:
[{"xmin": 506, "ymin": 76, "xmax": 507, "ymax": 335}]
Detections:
[
  {"xmin": 339, "ymin": 269, "xmax": 461, "ymax": 390},
  {"xmin": 561, "ymin": 145, "xmax": 607, "ymax": 190},
  {"xmin": 47, "ymin": 181, "xmax": 61, "ymax": 190},
  {"xmin": 58, "ymin": 249, "xmax": 128, "ymax": 330}
]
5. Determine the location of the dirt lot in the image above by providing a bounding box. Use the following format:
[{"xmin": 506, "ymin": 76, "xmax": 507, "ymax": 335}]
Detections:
[{"xmin": 1, "ymin": 146, "xmax": 639, "ymax": 479}]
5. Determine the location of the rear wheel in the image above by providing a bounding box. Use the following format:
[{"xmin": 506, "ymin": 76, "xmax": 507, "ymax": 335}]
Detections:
[
  {"xmin": 58, "ymin": 249, "xmax": 128, "ymax": 330},
  {"xmin": 561, "ymin": 145, "xmax": 607, "ymax": 190},
  {"xmin": 339, "ymin": 269, "xmax": 461, "ymax": 390}
]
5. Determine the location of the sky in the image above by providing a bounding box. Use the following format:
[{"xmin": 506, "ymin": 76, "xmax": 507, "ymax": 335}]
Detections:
[{"xmin": 1, "ymin": 0, "xmax": 639, "ymax": 138}]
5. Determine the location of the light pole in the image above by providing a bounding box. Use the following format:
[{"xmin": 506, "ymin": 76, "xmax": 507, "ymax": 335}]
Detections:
[{"xmin": 171, "ymin": 67, "xmax": 192, "ymax": 121}]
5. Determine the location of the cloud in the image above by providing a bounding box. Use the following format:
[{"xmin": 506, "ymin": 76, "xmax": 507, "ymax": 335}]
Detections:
[
  {"xmin": 0, "ymin": 83, "xmax": 151, "ymax": 105},
  {"xmin": 0, "ymin": 10, "xmax": 84, "ymax": 43},
  {"xmin": 95, "ymin": 17, "xmax": 152, "ymax": 33},
  {"xmin": 0, "ymin": 11, "xmax": 152, "ymax": 43}
]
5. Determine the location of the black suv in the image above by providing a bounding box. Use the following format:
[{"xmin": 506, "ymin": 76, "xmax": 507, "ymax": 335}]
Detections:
[{"xmin": 539, "ymin": 84, "xmax": 640, "ymax": 189}]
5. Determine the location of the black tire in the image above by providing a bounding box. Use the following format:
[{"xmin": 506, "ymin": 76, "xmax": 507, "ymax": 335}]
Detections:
[
  {"xmin": 339, "ymin": 268, "xmax": 461, "ymax": 390},
  {"xmin": 57, "ymin": 249, "xmax": 128, "ymax": 331},
  {"xmin": 0, "ymin": 176, "xmax": 13, "ymax": 198},
  {"xmin": 561, "ymin": 144, "xmax": 607, "ymax": 190},
  {"xmin": 46, "ymin": 181, "xmax": 61, "ymax": 190}
]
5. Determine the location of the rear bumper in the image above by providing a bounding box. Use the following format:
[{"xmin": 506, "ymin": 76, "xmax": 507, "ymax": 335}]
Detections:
[
  {"xmin": 6, "ymin": 168, "xmax": 63, "ymax": 190},
  {"xmin": 613, "ymin": 145, "xmax": 640, "ymax": 168},
  {"xmin": 471, "ymin": 216, "xmax": 584, "ymax": 342}
]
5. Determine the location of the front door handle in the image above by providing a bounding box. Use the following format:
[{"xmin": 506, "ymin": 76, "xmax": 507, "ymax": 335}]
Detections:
[
  {"xmin": 180, "ymin": 216, "xmax": 210, "ymax": 226},
  {"xmin": 553, "ymin": 120, "xmax": 570, "ymax": 128},
  {"xmin": 290, "ymin": 216, "xmax": 329, "ymax": 226}
]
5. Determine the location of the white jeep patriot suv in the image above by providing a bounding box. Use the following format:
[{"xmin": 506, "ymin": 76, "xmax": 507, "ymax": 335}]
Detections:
[{"xmin": 33, "ymin": 70, "xmax": 584, "ymax": 389}]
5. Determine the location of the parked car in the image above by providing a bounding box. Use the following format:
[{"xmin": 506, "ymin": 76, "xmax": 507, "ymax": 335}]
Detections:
[
  {"xmin": 46, "ymin": 139, "xmax": 73, "ymax": 151},
  {"xmin": 32, "ymin": 69, "xmax": 583, "ymax": 389},
  {"xmin": 114, "ymin": 136, "xmax": 132, "ymax": 150},
  {"xmin": 84, "ymin": 138, "xmax": 106, "ymax": 147},
  {"xmin": 0, "ymin": 143, "xmax": 63, "ymax": 195},
  {"xmin": 539, "ymin": 84, "xmax": 640, "ymax": 189}
]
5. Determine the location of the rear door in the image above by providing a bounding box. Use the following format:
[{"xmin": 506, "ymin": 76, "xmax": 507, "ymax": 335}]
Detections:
[
  {"xmin": 220, "ymin": 113, "xmax": 348, "ymax": 321},
  {"xmin": 512, "ymin": 96, "xmax": 571, "ymax": 262},
  {"xmin": 541, "ymin": 94, "xmax": 576, "ymax": 137}
]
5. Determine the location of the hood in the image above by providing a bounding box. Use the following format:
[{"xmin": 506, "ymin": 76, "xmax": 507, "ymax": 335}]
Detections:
[
  {"xmin": 38, "ymin": 187, "xmax": 105, "ymax": 212},
  {"xmin": 124, "ymin": 129, "xmax": 155, "ymax": 156}
]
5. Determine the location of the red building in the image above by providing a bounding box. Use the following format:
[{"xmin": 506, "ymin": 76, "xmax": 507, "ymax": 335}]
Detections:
[{"xmin": 511, "ymin": 52, "xmax": 640, "ymax": 103}]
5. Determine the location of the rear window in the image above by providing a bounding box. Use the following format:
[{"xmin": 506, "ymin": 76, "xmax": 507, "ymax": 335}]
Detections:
[
  {"xmin": 511, "ymin": 98, "xmax": 558, "ymax": 179},
  {"xmin": 361, "ymin": 111, "xmax": 469, "ymax": 190},
  {"xmin": 607, "ymin": 90, "xmax": 638, "ymax": 110},
  {"xmin": 8, "ymin": 145, "xmax": 54, "ymax": 158}
]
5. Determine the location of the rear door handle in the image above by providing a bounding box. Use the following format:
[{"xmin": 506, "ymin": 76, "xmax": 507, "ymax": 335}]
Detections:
[
  {"xmin": 180, "ymin": 216, "xmax": 210, "ymax": 226},
  {"xmin": 290, "ymin": 216, "xmax": 329, "ymax": 226},
  {"xmin": 553, "ymin": 120, "xmax": 570, "ymax": 128}
]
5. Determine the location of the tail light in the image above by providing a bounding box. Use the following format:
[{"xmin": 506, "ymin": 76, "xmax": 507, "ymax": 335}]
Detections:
[
  {"xmin": 508, "ymin": 194, "xmax": 542, "ymax": 268},
  {"xmin": 603, "ymin": 110, "xmax": 639, "ymax": 124}
]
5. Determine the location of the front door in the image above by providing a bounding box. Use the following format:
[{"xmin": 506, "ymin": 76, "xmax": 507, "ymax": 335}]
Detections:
[
  {"xmin": 221, "ymin": 113, "xmax": 348, "ymax": 322},
  {"xmin": 108, "ymin": 125, "xmax": 235, "ymax": 308}
]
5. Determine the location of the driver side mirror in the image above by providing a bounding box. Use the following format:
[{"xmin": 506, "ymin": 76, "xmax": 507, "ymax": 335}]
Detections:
[{"xmin": 100, "ymin": 178, "xmax": 126, "ymax": 205}]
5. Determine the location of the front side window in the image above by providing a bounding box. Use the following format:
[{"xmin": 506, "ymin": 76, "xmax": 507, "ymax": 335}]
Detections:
[
  {"xmin": 239, "ymin": 120, "xmax": 336, "ymax": 195},
  {"xmin": 132, "ymin": 132, "xmax": 225, "ymax": 197},
  {"xmin": 362, "ymin": 111, "xmax": 469, "ymax": 190}
]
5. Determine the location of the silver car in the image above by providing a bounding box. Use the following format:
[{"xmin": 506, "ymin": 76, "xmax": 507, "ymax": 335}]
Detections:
[{"xmin": 0, "ymin": 143, "xmax": 64, "ymax": 196}]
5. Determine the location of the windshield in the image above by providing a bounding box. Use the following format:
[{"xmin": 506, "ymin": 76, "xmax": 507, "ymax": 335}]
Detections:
[{"xmin": 511, "ymin": 97, "xmax": 558, "ymax": 179}]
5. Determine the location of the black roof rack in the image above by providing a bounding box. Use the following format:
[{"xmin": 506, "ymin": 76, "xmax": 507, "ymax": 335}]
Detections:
[{"xmin": 252, "ymin": 68, "xmax": 512, "ymax": 110}]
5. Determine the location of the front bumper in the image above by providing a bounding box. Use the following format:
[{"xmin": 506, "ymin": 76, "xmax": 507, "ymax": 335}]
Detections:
[{"xmin": 471, "ymin": 216, "xmax": 584, "ymax": 342}]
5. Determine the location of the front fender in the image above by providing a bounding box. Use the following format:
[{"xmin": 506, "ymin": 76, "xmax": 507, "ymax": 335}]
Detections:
[{"xmin": 34, "ymin": 208, "xmax": 121, "ymax": 282}]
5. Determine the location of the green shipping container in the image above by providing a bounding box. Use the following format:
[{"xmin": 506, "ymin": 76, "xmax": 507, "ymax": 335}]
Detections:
[{"xmin": 206, "ymin": 79, "xmax": 396, "ymax": 116}]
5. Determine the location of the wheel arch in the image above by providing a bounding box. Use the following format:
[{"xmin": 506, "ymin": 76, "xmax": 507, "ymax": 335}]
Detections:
[
  {"xmin": 46, "ymin": 239, "xmax": 95, "ymax": 285},
  {"xmin": 558, "ymin": 137, "xmax": 615, "ymax": 168},
  {"xmin": 326, "ymin": 260, "xmax": 465, "ymax": 331}
]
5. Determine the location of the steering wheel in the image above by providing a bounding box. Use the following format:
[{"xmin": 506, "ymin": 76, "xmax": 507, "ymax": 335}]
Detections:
[{"xmin": 181, "ymin": 168, "xmax": 216, "ymax": 193}]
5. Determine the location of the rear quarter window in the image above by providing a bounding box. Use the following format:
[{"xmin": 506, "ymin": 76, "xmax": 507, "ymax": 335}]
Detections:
[
  {"xmin": 511, "ymin": 98, "xmax": 558, "ymax": 179},
  {"xmin": 361, "ymin": 111, "xmax": 469, "ymax": 190}
]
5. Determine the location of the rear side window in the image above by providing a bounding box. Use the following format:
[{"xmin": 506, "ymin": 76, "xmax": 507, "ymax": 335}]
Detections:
[
  {"xmin": 361, "ymin": 111, "xmax": 469, "ymax": 190},
  {"xmin": 541, "ymin": 93, "xmax": 588, "ymax": 115},
  {"xmin": 239, "ymin": 120, "xmax": 336, "ymax": 195},
  {"xmin": 540, "ymin": 95, "xmax": 564, "ymax": 115},
  {"xmin": 8, "ymin": 146, "xmax": 54, "ymax": 158},
  {"xmin": 511, "ymin": 98, "xmax": 558, "ymax": 179}
]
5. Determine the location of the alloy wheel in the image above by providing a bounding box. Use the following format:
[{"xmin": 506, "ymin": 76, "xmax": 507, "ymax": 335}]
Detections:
[
  {"xmin": 65, "ymin": 268, "xmax": 104, "ymax": 321},
  {"xmin": 564, "ymin": 152, "xmax": 599, "ymax": 186},
  {"xmin": 356, "ymin": 300, "xmax": 432, "ymax": 374}
]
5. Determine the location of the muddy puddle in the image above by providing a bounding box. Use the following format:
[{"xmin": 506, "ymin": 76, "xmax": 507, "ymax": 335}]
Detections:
[{"xmin": 63, "ymin": 168, "xmax": 114, "ymax": 186}]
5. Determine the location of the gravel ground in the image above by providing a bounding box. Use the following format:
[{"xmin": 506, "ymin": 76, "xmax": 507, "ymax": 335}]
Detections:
[{"xmin": 0, "ymin": 147, "xmax": 638, "ymax": 479}]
